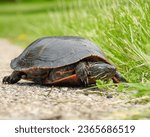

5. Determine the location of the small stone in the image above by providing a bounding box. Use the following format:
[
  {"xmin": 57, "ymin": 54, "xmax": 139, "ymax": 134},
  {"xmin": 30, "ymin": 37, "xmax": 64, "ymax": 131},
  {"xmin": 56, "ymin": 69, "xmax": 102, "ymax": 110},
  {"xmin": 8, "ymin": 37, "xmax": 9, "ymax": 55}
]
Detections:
[
  {"xmin": 107, "ymin": 94, "xmax": 113, "ymax": 99},
  {"xmin": 62, "ymin": 87, "xmax": 68, "ymax": 91}
]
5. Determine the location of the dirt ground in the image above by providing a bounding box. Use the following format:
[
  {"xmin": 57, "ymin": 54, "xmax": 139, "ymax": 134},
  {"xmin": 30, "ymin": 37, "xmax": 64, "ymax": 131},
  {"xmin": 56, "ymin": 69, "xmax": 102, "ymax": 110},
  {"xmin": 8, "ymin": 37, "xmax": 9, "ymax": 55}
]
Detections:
[{"xmin": 0, "ymin": 39, "xmax": 150, "ymax": 120}]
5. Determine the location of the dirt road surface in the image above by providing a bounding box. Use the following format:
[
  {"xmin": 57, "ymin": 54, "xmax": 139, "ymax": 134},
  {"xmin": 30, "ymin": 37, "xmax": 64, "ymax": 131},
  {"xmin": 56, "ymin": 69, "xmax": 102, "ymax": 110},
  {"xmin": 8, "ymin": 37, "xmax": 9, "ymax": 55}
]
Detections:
[{"xmin": 0, "ymin": 39, "xmax": 149, "ymax": 119}]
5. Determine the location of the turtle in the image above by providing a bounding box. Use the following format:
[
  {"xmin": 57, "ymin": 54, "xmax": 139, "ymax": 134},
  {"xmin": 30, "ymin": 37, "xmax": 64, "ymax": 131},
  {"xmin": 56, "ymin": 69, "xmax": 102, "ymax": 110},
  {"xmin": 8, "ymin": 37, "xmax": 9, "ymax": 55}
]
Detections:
[{"xmin": 2, "ymin": 36, "xmax": 127, "ymax": 86}]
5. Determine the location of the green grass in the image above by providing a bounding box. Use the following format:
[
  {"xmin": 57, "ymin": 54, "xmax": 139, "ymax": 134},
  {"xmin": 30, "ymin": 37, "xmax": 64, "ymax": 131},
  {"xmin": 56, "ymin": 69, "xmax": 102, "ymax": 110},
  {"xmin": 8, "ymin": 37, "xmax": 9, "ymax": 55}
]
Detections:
[
  {"xmin": 0, "ymin": 0, "xmax": 150, "ymax": 96},
  {"xmin": 125, "ymin": 109, "xmax": 150, "ymax": 119}
]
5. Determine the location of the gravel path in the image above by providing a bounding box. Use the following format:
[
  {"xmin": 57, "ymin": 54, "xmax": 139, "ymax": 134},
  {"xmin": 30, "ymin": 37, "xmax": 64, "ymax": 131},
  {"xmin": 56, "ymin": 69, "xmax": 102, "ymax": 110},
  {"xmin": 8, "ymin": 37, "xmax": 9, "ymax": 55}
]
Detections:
[{"xmin": 0, "ymin": 39, "xmax": 149, "ymax": 119}]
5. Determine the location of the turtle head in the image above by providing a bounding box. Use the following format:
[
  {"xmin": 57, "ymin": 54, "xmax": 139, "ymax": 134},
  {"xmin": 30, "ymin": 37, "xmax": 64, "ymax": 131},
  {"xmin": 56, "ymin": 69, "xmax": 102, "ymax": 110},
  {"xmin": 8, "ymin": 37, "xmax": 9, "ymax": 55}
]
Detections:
[{"xmin": 89, "ymin": 62, "xmax": 116, "ymax": 80}]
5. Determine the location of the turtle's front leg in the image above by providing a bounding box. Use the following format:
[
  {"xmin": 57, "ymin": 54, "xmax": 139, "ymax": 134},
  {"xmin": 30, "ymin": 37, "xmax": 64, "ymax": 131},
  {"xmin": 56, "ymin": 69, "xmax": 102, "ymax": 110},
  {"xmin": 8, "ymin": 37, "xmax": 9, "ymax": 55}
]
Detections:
[
  {"xmin": 75, "ymin": 62, "xmax": 89, "ymax": 86},
  {"xmin": 2, "ymin": 71, "xmax": 26, "ymax": 84}
]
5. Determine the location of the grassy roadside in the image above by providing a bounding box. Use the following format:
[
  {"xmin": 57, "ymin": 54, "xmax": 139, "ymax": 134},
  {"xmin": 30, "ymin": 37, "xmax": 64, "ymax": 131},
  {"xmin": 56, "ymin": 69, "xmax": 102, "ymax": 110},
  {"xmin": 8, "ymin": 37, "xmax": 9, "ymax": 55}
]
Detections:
[{"xmin": 0, "ymin": 0, "xmax": 150, "ymax": 98}]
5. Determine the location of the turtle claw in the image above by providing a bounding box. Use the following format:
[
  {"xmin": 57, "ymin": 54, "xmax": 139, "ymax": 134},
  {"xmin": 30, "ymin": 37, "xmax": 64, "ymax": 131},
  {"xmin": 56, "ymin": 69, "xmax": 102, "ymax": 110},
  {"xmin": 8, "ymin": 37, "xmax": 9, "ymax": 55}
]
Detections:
[
  {"xmin": 82, "ymin": 78, "xmax": 89, "ymax": 86},
  {"xmin": 79, "ymin": 73, "xmax": 89, "ymax": 86},
  {"xmin": 2, "ymin": 75, "xmax": 17, "ymax": 84},
  {"xmin": 2, "ymin": 71, "xmax": 23, "ymax": 84},
  {"xmin": 2, "ymin": 76, "xmax": 11, "ymax": 84}
]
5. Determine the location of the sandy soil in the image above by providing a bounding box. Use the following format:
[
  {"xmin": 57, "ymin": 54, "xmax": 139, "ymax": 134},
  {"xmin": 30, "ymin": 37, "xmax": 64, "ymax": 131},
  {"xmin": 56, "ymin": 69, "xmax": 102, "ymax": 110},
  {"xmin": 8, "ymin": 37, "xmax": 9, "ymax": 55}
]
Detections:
[{"xmin": 0, "ymin": 39, "xmax": 149, "ymax": 120}]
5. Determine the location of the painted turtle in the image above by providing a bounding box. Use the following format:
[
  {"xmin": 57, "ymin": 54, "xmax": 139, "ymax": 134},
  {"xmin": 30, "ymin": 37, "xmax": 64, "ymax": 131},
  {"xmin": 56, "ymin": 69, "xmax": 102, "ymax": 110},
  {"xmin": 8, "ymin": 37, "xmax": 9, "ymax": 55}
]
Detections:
[{"xmin": 2, "ymin": 36, "xmax": 126, "ymax": 86}]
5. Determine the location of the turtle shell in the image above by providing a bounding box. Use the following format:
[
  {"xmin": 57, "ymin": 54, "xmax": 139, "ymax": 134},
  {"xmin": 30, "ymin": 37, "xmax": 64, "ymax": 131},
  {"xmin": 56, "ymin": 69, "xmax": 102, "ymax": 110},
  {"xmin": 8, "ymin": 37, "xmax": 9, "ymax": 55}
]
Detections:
[{"xmin": 11, "ymin": 36, "xmax": 110, "ymax": 70}]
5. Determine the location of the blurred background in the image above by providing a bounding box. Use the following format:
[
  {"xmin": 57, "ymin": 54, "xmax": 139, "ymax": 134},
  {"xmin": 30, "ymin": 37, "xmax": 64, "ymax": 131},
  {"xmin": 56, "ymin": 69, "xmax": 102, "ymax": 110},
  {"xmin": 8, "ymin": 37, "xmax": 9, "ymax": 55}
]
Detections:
[{"xmin": 0, "ymin": 0, "xmax": 150, "ymax": 86}]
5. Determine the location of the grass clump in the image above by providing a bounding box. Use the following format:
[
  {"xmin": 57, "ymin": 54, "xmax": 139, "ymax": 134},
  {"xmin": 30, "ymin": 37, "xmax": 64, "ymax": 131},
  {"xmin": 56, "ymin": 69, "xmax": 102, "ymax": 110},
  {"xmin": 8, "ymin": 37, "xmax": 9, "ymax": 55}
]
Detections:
[{"xmin": 96, "ymin": 80, "xmax": 150, "ymax": 97}]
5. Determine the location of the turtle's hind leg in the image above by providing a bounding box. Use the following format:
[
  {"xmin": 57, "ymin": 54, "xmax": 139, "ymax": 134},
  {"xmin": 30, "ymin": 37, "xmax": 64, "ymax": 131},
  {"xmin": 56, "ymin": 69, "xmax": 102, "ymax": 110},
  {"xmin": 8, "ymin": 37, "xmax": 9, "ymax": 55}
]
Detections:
[{"xmin": 2, "ymin": 71, "xmax": 26, "ymax": 84}]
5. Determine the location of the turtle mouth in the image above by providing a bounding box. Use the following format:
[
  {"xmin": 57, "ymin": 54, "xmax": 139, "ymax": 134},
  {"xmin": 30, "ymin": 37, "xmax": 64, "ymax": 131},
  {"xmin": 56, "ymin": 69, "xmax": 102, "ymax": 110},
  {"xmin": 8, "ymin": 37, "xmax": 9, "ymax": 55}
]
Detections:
[{"xmin": 90, "ymin": 71, "xmax": 115, "ymax": 80}]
